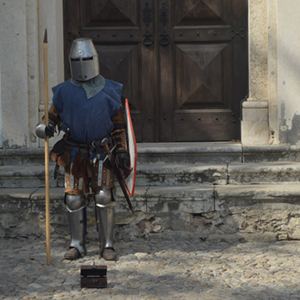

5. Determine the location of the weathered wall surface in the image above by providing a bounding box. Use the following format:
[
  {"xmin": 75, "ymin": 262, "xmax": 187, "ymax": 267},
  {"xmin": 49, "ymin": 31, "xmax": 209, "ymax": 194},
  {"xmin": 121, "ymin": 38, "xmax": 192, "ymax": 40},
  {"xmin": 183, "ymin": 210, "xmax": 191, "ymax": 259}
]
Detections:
[
  {"xmin": 0, "ymin": 0, "xmax": 64, "ymax": 149},
  {"xmin": 277, "ymin": 0, "xmax": 300, "ymax": 144},
  {"xmin": 242, "ymin": 0, "xmax": 300, "ymax": 146},
  {"xmin": 2, "ymin": 186, "xmax": 300, "ymax": 243},
  {"xmin": 0, "ymin": 1, "xmax": 30, "ymax": 148},
  {"xmin": 0, "ymin": 64, "xmax": 2, "ymax": 148},
  {"xmin": 37, "ymin": 0, "xmax": 65, "ymax": 148}
]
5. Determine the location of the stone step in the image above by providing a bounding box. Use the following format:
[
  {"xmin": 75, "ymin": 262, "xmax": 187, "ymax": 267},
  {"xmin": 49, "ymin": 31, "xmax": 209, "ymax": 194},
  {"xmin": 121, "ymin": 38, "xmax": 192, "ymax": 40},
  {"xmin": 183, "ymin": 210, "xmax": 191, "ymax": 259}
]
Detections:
[
  {"xmin": 0, "ymin": 165, "xmax": 65, "ymax": 188},
  {"xmin": 137, "ymin": 163, "xmax": 227, "ymax": 186},
  {"xmin": 137, "ymin": 142, "xmax": 242, "ymax": 164},
  {"xmin": 2, "ymin": 143, "xmax": 300, "ymax": 165},
  {"xmin": 0, "ymin": 143, "xmax": 242, "ymax": 165},
  {"xmin": 228, "ymin": 162, "xmax": 300, "ymax": 184},
  {"xmin": 0, "ymin": 164, "xmax": 223, "ymax": 188},
  {"xmin": 139, "ymin": 161, "xmax": 300, "ymax": 185},
  {"xmin": 1, "ymin": 162, "xmax": 300, "ymax": 188},
  {"xmin": 0, "ymin": 163, "xmax": 226, "ymax": 188},
  {"xmin": 0, "ymin": 149, "xmax": 53, "ymax": 166},
  {"xmin": 2, "ymin": 183, "xmax": 300, "ymax": 241},
  {"xmin": 135, "ymin": 143, "xmax": 300, "ymax": 163}
]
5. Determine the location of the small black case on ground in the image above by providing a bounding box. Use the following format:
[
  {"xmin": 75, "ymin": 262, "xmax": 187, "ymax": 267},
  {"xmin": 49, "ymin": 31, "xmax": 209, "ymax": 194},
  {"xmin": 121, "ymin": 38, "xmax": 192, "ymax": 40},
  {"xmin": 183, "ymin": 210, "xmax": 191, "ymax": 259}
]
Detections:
[{"xmin": 80, "ymin": 264, "xmax": 107, "ymax": 288}]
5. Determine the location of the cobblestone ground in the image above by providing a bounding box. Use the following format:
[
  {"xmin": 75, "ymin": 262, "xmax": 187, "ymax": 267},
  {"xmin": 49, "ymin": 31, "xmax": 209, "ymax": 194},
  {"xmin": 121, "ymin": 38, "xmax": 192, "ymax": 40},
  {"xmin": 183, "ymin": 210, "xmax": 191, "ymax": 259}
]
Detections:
[{"xmin": 1, "ymin": 232, "xmax": 300, "ymax": 300}]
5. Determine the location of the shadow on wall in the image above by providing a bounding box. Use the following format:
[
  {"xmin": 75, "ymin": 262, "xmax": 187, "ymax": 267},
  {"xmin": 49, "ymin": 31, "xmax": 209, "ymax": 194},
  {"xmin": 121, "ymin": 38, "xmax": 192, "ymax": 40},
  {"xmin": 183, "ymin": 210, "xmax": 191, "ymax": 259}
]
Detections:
[
  {"xmin": 279, "ymin": 102, "xmax": 300, "ymax": 144},
  {"xmin": 0, "ymin": 64, "xmax": 2, "ymax": 148},
  {"xmin": 277, "ymin": 31, "xmax": 300, "ymax": 144}
]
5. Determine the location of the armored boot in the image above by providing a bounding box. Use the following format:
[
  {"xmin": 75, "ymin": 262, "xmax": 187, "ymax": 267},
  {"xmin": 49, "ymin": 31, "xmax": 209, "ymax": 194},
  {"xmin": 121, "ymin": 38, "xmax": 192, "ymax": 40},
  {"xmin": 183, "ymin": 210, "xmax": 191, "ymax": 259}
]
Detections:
[
  {"xmin": 64, "ymin": 193, "xmax": 87, "ymax": 260},
  {"xmin": 95, "ymin": 188, "xmax": 117, "ymax": 261}
]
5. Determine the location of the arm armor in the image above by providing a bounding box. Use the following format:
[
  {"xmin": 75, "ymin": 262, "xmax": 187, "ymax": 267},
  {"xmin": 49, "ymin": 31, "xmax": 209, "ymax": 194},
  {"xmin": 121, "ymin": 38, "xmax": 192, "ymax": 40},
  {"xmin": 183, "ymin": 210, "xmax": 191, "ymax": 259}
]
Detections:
[
  {"xmin": 35, "ymin": 104, "xmax": 61, "ymax": 139},
  {"xmin": 111, "ymin": 108, "xmax": 127, "ymax": 152},
  {"xmin": 35, "ymin": 121, "xmax": 55, "ymax": 139}
]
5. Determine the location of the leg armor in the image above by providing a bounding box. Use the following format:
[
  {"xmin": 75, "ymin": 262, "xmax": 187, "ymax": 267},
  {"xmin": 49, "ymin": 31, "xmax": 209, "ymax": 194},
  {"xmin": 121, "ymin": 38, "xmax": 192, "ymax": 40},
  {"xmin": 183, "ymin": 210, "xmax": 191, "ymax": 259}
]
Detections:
[
  {"xmin": 95, "ymin": 188, "xmax": 116, "ymax": 251},
  {"xmin": 65, "ymin": 193, "xmax": 87, "ymax": 256}
]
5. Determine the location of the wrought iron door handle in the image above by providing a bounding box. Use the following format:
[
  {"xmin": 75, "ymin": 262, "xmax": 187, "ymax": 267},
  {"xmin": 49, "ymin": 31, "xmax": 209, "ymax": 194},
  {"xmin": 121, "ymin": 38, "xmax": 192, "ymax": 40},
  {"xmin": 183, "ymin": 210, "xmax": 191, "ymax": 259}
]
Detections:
[
  {"xmin": 159, "ymin": 31, "xmax": 170, "ymax": 46},
  {"xmin": 143, "ymin": 30, "xmax": 153, "ymax": 46}
]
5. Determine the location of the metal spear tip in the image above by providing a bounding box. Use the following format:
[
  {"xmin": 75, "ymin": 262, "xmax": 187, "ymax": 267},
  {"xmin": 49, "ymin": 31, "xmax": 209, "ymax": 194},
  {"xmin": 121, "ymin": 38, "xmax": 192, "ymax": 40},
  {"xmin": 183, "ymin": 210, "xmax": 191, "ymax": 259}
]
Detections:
[
  {"xmin": 44, "ymin": 29, "xmax": 48, "ymax": 44},
  {"xmin": 101, "ymin": 138, "xmax": 108, "ymax": 147}
]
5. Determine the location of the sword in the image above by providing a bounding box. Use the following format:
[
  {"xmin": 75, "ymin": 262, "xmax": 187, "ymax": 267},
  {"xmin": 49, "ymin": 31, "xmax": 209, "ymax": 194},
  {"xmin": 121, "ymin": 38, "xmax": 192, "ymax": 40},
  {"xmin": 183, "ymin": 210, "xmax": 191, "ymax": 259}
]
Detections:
[{"xmin": 101, "ymin": 138, "xmax": 134, "ymax": 214}]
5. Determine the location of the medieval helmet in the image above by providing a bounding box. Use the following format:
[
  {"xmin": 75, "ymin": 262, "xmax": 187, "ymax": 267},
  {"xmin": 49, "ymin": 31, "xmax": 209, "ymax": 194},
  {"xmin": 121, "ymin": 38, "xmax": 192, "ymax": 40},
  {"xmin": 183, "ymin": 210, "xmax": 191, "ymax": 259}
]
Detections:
[{"xmin": 69, "ymin": 38, "xmax": 99, "ymax": 81}]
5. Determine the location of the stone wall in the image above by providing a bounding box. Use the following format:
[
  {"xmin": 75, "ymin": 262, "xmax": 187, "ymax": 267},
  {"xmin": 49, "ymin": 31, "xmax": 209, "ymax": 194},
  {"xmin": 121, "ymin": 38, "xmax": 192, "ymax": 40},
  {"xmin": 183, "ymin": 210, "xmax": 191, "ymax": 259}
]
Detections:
[
  {"xmin": 2, "ymin": 186, "xmax": 300, "ymax": 244},
  {"xmin": 277, "ymin": 1, "xmax": 300, "ymax": 144},
  {"xmin": 0, "ymin": 0, "xmax": 64, "ymax": 149},
  {"xmin": 0, "ymin": 64, "xmax": 2, "ymax": 148},
  {"xmin": 0, "ymin": 1, "xmax": 31, "ymax": 148},
  {"xmin": 242, "ymin": 0, "xmax": 300, "ymax": 146}
]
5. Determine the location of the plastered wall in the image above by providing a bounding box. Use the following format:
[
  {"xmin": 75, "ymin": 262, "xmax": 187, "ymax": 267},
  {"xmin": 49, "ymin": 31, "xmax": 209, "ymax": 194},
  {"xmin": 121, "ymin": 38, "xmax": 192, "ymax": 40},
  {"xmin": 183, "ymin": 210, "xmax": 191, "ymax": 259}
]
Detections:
[
  {"xmin": 0, "ymin": 64, "xmax": 2, "ymax": 148},
  {"xmin": 0, "ymin": 0, "xmax": 64, "ymax": 149},
  {"xmin": 0, "ymin": 1, "xmax": 30, "ymax": 148},
  {"xmin": 242, "ymin": 0, "xmax": 300, "ymax": 145},
  {"xmin": 277, "ymin": 0, "xmax": 300, "ymax": 144}
]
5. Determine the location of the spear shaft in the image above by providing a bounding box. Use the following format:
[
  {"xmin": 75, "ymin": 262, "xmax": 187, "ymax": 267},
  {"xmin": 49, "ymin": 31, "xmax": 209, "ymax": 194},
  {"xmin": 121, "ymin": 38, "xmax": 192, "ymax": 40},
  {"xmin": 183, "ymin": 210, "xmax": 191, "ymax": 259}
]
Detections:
[{"xmin": 43, "ymin": 29, "xmax": 51, "ymax": 265}]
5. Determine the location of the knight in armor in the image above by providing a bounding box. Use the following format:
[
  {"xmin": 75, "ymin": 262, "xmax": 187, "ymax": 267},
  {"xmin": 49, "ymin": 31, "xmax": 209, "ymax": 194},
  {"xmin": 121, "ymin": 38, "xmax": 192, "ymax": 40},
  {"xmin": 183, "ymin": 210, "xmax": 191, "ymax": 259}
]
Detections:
[{"xmin": 36, "ymin": 38, "xmax": 129, "ymax": 261}]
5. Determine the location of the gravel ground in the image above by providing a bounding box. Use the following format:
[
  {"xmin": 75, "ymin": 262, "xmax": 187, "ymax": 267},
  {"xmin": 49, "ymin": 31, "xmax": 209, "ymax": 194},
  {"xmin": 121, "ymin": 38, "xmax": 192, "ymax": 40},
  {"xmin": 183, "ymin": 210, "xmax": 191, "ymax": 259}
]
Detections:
[{"xmin": 1, "ymin": 232, "xmax": 300, "ymax": 300}]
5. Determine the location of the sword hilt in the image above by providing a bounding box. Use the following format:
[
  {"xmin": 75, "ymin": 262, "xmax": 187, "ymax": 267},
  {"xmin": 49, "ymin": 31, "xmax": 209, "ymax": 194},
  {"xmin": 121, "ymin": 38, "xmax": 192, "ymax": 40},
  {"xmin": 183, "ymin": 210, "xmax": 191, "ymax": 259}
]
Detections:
[{"xmin": 101, "ymin": 138, "xmax": 110, "ymax": 156}]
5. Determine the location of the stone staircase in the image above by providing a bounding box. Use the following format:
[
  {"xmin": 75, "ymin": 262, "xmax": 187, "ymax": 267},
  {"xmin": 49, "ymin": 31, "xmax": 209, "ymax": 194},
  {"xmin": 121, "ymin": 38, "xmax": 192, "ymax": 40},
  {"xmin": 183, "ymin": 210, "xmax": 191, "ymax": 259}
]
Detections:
[{"xmin": 1, "ymin": 142, "xmax": 300, "ymax": 243}]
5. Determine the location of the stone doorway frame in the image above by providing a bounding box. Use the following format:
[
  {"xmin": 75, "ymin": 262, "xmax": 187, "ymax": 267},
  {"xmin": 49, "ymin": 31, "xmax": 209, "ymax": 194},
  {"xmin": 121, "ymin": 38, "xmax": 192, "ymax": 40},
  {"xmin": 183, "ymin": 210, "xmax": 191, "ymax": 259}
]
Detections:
[
  {"xmin": 241, "ymin": 0, "xmax": 278, "ymax": 146},
  {"xmin": 37, "ymin": 0, "xmax": 278, "ymax": 147}
]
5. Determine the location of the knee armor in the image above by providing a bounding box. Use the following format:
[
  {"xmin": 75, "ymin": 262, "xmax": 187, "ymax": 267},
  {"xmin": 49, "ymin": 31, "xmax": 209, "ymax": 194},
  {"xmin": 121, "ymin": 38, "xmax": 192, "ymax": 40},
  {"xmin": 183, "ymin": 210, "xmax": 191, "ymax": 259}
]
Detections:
[{"xmin": 95, "ymin": 188, "xmax": 116, "ymax": 208}]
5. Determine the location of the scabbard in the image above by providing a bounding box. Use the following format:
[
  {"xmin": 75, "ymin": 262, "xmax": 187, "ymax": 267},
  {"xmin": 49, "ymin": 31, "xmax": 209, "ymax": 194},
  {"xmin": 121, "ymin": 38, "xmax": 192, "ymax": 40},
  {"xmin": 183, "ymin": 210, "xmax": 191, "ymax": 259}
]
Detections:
[{"xmin": 112, "ymin": 163, "xmax": 134, "ymax": 214}]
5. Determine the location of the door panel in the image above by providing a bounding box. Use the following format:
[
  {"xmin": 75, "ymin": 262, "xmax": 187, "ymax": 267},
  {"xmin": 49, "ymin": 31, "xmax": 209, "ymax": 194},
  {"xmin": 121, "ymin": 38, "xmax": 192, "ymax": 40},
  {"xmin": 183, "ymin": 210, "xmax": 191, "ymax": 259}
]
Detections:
[
  {"xmin": 81, "ymin": 0, "xmax": 138, "ymax": 27},
  {"xmin": 158, "ymin": 0, "xmax": 246, "ymax": 141},
  {"xmin": 172, "ymin": 0, "xmax": 227, "ymax": 27},
  {"xmin": 175, "ymin": 43, "xmax": 229, "ymax": 110},
  {"xmin": 64, "ymin": 0, "xmax": 156, "ymax": 142},
  {"xmin": 63, "ymin": 0, "xmax": 248, "ymax": 142}
]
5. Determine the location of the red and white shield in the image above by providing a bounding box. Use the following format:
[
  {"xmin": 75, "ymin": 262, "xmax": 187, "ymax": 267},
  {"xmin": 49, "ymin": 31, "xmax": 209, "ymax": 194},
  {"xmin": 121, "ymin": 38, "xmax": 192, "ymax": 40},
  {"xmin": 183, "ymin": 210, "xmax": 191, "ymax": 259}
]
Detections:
[{"xmin": 120, "ymin": 98, "xmax": 137, "ymax": 196}]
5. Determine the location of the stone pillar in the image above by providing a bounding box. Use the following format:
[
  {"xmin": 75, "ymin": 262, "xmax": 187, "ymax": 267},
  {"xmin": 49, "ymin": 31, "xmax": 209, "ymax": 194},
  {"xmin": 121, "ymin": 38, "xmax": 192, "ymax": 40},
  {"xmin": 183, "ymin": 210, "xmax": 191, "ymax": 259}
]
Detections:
[{"xmin": 241, "ymin": 0, "xmax": 269, "ymax": 145}]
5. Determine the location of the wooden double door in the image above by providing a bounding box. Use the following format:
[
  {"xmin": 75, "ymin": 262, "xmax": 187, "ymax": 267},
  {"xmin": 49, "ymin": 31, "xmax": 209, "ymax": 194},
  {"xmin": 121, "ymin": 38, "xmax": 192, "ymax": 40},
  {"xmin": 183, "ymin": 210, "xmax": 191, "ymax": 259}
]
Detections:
[{"xmin": 64, "ymin": 0, "xmax": 248, "ymax": 142}]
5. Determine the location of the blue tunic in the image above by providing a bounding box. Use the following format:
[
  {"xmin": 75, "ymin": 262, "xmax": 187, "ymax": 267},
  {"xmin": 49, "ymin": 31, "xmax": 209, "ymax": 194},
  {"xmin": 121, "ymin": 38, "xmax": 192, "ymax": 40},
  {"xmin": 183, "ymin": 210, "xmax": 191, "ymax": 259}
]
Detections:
[{"xmin": 52, "ymin": 79, "xmax": 123, "ymax": 144}]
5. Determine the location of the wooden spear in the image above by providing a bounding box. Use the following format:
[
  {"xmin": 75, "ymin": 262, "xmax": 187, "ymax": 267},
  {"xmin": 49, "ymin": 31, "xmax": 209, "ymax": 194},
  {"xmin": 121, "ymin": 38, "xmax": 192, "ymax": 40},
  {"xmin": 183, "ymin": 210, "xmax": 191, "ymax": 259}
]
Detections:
[{"xmin": 43, "ymin": 29, "xmax": 51, "ymax": 265}]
